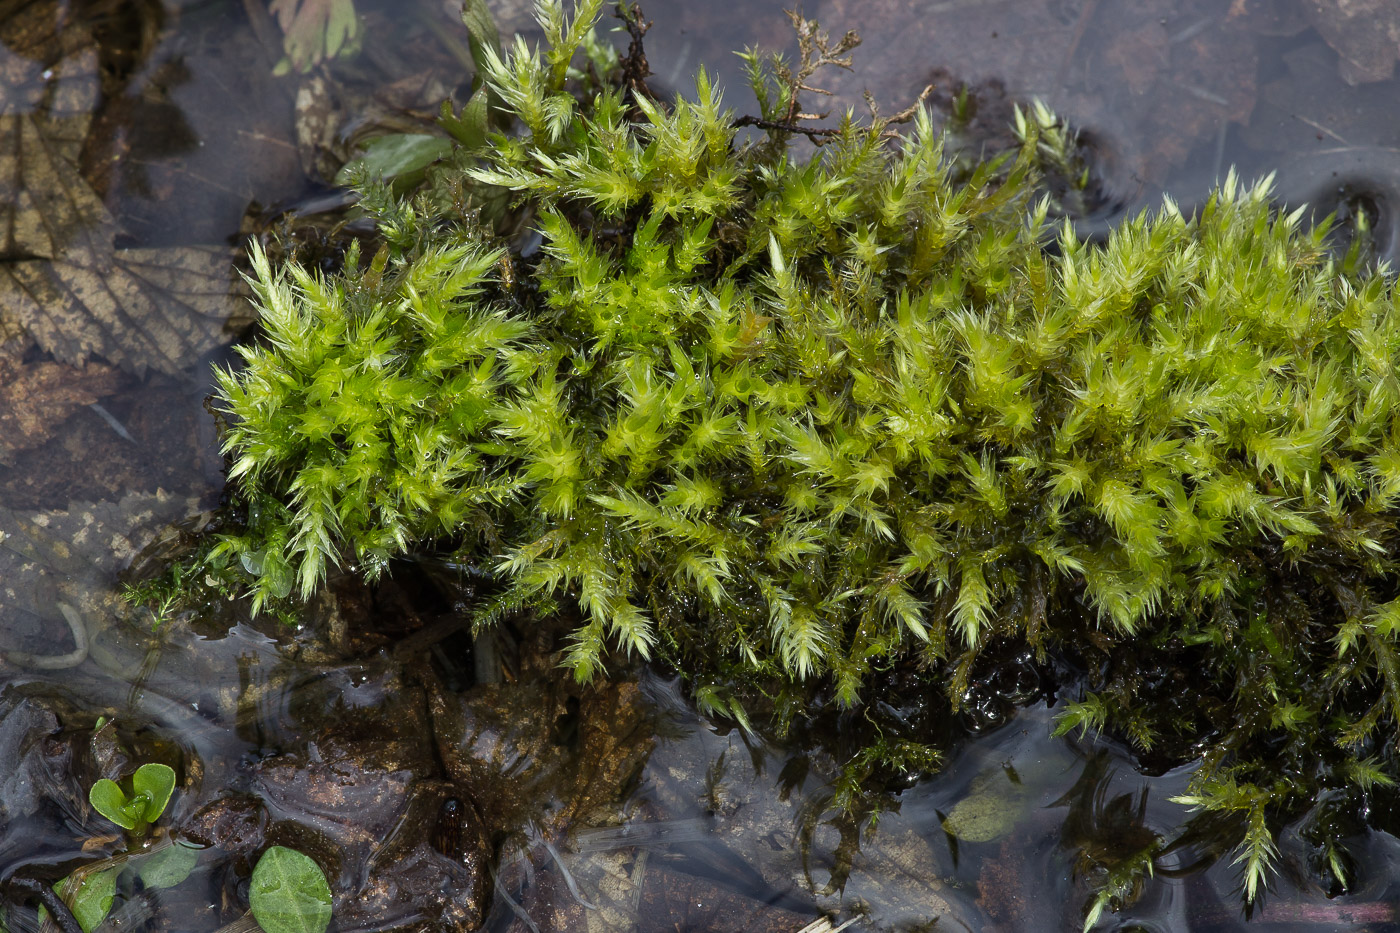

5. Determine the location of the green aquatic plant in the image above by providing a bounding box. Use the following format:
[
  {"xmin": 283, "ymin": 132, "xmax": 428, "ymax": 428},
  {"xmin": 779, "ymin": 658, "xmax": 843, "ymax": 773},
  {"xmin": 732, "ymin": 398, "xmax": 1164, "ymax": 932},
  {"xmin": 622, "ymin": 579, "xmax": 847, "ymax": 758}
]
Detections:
[
  {"xmin": 250, "ymin": 846, "xmax": 334, "ymax": 933},
  {"xmin": 200, "ymin": 0, "xmax": 1400, "ymax": 910},
  {"xmin": 50, "ymin": 778, "xmax": 325, "ymax": 933},
  {"xmin": 89, "ymin": 762, "xmax": 176, "ymax": 835},
  {"xmin": 41, "ymin": 762, "xmax": 193, "ymax": 932}
]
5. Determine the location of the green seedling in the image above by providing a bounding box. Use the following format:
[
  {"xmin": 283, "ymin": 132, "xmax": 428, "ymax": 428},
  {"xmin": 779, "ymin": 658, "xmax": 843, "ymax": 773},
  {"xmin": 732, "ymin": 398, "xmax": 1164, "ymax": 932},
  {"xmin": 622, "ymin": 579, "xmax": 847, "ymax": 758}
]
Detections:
[
  {"xmin": 39, "ymin": 756, "xmax": 188, "ymax": 931},
  {"xmin": 89, "ymin": 763, "xmax": 176, "ymax": 835}
]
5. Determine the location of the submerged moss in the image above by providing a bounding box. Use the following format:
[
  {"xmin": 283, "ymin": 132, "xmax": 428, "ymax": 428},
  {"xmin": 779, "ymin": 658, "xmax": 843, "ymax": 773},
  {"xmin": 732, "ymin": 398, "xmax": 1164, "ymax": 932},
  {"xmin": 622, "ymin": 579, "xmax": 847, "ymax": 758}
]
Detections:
[{"xmin": 189, "ymin": 0, "xmax": 1400, "ymax": 909}]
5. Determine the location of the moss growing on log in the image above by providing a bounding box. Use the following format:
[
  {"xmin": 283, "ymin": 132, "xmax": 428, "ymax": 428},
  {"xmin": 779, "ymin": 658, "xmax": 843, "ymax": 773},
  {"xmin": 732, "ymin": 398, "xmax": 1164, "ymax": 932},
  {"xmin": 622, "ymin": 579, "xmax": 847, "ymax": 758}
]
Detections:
[{"xmin": 197, "ymin": 0, "xmax": 1400, "ymax": 905}]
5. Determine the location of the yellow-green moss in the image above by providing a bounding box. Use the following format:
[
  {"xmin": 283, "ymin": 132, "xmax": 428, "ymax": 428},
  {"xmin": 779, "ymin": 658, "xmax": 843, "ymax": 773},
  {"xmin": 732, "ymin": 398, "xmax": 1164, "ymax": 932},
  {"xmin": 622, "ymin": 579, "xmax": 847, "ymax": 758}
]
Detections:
[{"xmin": 196, "ymin": 0, "xmax": 1400, "ymax": 902}]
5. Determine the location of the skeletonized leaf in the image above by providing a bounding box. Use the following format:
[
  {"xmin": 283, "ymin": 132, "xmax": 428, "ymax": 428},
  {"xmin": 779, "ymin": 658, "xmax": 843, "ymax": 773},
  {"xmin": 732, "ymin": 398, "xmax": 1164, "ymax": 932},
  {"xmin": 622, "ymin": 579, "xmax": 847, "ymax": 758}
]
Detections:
[
  {"xmin": 0, "ymin": 9, "xmax": 104, "ymax": 259},
  {"xmin": 0, "ymin": 104, "xmax": 114, "ymax": 262},
  {"xmin": 0, "ymin": 0, "xmax": 99, "ymax": 123},
  {"xmin": 0, "ymin": 12, "xmax": 103, "ymax": 348},
  {"xmin": 0, "ymin": 245, "xmax": 241, "ymax": 375},
  {"xmin": 0, "ymin": 11, "xmax": 243, "ymax": 375}
]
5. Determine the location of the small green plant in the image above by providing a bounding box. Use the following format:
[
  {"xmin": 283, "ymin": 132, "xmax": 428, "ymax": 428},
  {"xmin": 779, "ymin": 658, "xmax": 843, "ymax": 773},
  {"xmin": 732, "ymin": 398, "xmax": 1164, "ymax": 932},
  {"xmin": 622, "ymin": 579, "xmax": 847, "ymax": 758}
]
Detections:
[
  {"xmin": 48, "ymin": 845, "xmax": 329, "ymax": 933},
  {"xmin": 42, "ymin": 760, "xmax": 193, "ymax": 932},
  {"xmin": 249, "ymin": 846, "xmax": 334, "ymax": 933},
  {"xmin": 89, "ymin": 763, "xmax": 176, "ymax": 835}
]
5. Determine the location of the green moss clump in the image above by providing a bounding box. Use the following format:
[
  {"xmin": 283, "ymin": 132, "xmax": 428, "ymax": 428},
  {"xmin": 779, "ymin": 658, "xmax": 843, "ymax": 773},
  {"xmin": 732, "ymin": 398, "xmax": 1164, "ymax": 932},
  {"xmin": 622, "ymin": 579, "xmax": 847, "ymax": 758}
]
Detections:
[{"xmin": 202, "ymin": 0, "xmax": 1400, "ymax": 901}]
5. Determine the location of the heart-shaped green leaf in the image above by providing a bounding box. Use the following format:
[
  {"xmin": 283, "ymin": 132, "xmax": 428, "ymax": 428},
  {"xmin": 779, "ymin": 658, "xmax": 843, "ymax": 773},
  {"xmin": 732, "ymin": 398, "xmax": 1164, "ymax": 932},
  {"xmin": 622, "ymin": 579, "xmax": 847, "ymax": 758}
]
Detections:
[
  {"xmin": 50, "ymin": 867, "xmax": 119, "ymax": 933},
  {"xmin": 137, "ymin": 840, "xmax": 199, "ymax": 889},
  {"xmin": 131, "ymin": 763, "xmax": 176, "ymax": 822},
  {"xmin": 335, "ymin": 134, "xmax": 452, "ymax": 187},
  {"xmin": 249, "ymin": 846, "xmax": 333, "ymax": 933},
  {"xmin": 89, "ymin": 779, "xmax": 137, "ymax": 830}
]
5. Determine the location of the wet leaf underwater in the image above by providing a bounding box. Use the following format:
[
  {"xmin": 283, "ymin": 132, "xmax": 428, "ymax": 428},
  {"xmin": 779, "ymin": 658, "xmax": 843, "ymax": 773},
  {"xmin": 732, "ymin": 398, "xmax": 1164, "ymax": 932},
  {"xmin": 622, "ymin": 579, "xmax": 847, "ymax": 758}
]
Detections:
[{"xmin": 0, "ymin": 0, "xmax": 241, "ymax": 377}]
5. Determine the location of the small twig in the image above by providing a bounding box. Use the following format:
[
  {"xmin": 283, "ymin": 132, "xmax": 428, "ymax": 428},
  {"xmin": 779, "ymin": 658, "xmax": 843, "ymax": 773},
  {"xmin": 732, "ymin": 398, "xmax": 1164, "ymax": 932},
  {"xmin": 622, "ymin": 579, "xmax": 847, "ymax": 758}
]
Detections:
[
  {"xmin": 734, "ymin": 82, "xmax": 932, "ymax": 146},
  {"xmin": 494, "ymin": 868, "xmax": 543, "ymax": 933},
  {"xmin": 796, "ymin": 917, "xmax": 860, "ymax": 933},
  {"xmin": 781, "ymin": 11, "xmax": 860, "ymax": 125},
  {"xmin": 1292, "ymin": 113, "xmax": 1349, "ymax": 146},
  {"xmin": 2, "ymin": 876, "xmax": 84, "ymax": 933},
  {"xmin": 883, "ymin": 84, "xmax": 935, "ymax": 127},
  {"xmin": 88, "ymin": 403, "xmax": 137, "ymax": 445},
  {"xmin": 615, "ymin": 3, "xmax": 657, "ymax": 117},
  {"xmin": 735, "ymin": 12, "xmax": 928, "ymax": 146},
  {"xmin": 732, "ymin": 115, "xmax": 842, "ymax": 144},
  {"xmin": 3, "ymin": 602, "xmax": 90, "ymax": 670},
  {"xmin": 391, "ymin": 613, "xmax": 473, "ymax": 660}
]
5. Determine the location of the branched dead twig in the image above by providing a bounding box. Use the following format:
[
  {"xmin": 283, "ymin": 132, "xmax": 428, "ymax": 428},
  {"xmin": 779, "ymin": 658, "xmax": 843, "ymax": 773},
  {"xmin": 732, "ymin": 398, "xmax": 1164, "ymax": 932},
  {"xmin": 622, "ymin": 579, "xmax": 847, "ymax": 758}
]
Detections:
[
  {"xmin": 731, "ymin": 114, "xmax": 842, "ymax": 144},
  {"xmin": 780, "ymin": 10, "xmax": 861, "ymax": 124},
  {"xmin": 735, "ymin": 12, "xmax": 932, "ymax": 145},
  {"xmin": 867, "ymin": 84, "xmax": 936, "ymax": 130},
  {"xmin": 615, "ymin": 2, "xmax": 657, "ymax": 118}
]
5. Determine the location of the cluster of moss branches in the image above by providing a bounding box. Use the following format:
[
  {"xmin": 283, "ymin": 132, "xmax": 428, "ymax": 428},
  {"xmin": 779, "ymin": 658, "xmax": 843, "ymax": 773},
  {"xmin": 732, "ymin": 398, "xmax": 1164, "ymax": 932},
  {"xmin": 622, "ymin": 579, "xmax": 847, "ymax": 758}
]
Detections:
[{"xmin": 199, "ymin": 0, "xmax": 1400, "ymax": 906}]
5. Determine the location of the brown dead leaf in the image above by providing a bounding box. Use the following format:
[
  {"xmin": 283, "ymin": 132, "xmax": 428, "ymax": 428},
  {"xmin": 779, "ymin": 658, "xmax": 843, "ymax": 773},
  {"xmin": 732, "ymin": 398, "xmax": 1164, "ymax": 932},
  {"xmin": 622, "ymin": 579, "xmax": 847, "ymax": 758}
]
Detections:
[
  {"xmin": 80, "ymin": 833, "xmax": 123, "ymax": 852},
  {"xmin": 1241, "ymin": 40, "xmax": 1400, "ymax": 154},
  {"xmin": 0, "ymin": 2, "xmax": 245, "ymax": 375},
  {"xmin": 0, "ymin": 245, "xmax": 241, "ymax": 376},
  {"xmin": 0, "ymin": 372, "xmax": 225, "ymax": 512},
  {"xmin": 0, "ymin": 103, "xmax": 115, "ymax": 263},
  {"xmin": 0, "ymin": 356, "xmax": 126, "ymax": 464},
  {"xmin": 83, "ymin": 19, "xmax": 305, "ymax": 247},
  {"xmin": 1100, "ymin": 23, "xmax": 1165, "ymax": 96},
  {"xmin": 1305, "ymin": 0, "xmax": 1400, "ymax": 84},
  {"xmin": 0, "ymin": 24, "xmax": 107, "ymax": 261},
  {"xmin": 0, "ymin": 0, "xmax": 100, "ymax": 132}
]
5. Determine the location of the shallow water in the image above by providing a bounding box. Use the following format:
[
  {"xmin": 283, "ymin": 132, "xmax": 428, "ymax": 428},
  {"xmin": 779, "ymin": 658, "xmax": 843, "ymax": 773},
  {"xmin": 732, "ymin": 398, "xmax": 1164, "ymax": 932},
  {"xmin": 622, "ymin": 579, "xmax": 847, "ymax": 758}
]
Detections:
[{"xmin": 2, "ymin": 1, "xmax": 1400, "ymax": 931}]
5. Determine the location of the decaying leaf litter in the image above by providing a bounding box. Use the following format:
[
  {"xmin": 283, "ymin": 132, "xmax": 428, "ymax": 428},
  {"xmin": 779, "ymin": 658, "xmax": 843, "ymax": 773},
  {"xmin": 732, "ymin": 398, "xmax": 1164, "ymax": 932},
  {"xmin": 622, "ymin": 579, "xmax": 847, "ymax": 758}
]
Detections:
[
  {"xmin": 4, "ymin": 0, "xmax": 1400, "ymax": 932},
  {"xmin": 0, "ymin": 3, "xmax": 242, "ymax": 377}
]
